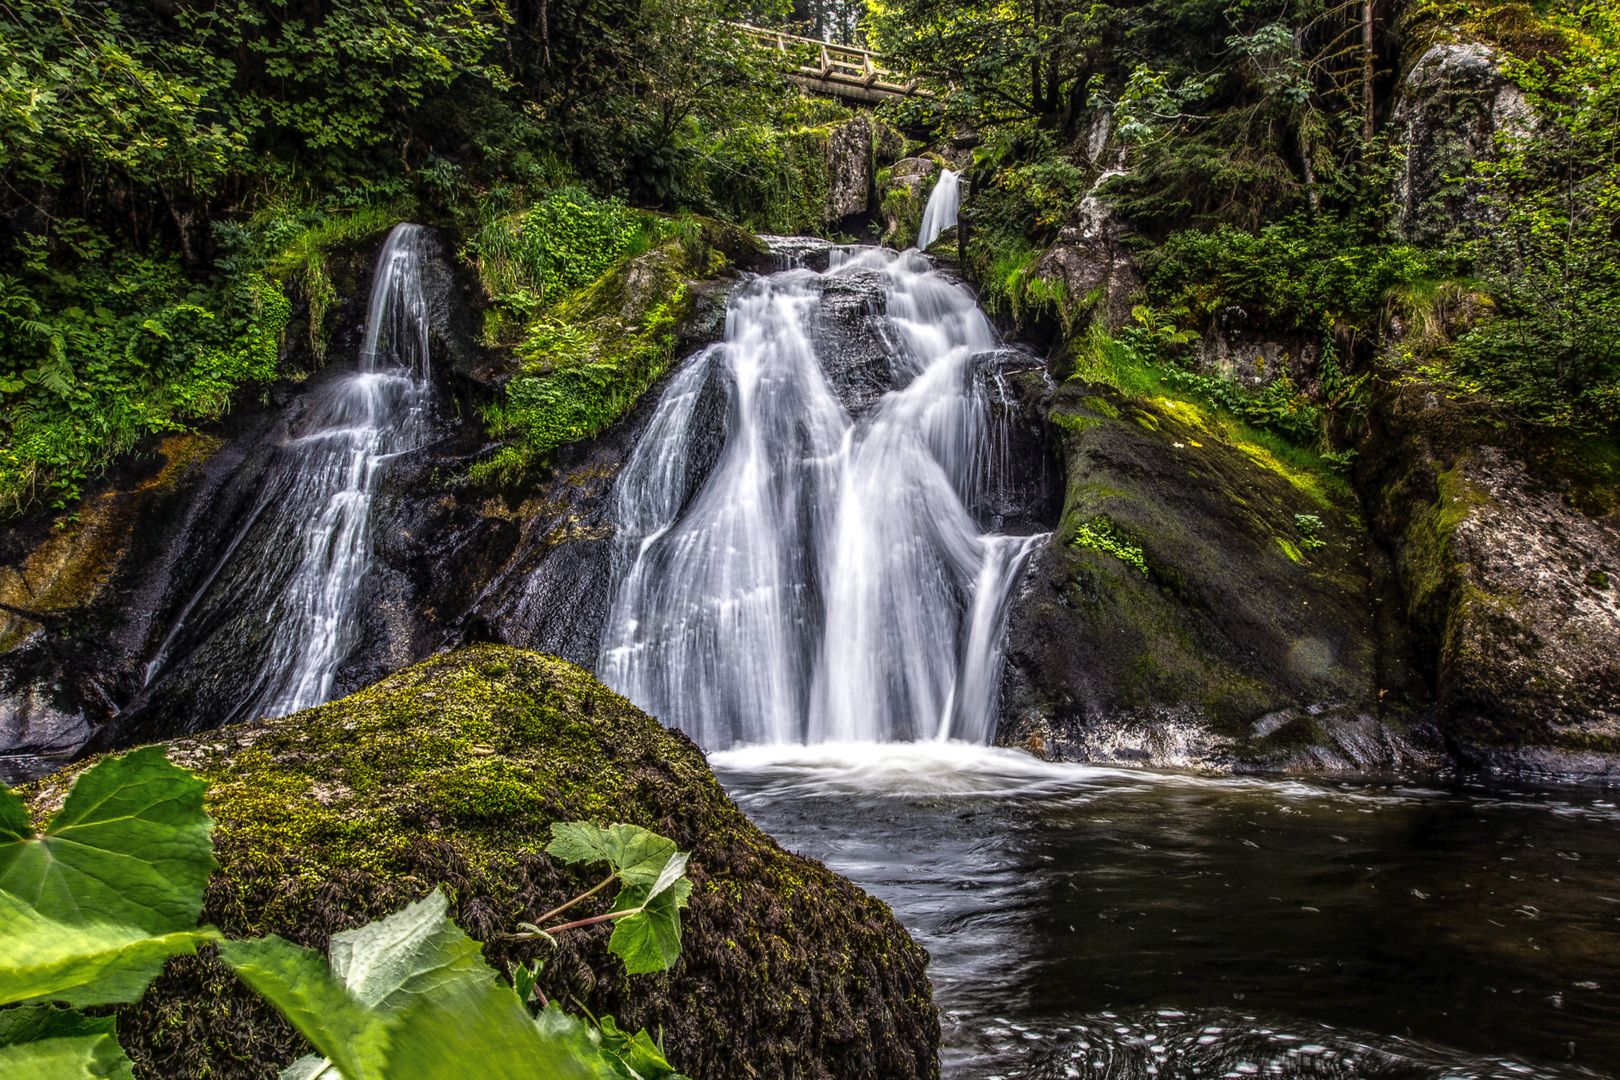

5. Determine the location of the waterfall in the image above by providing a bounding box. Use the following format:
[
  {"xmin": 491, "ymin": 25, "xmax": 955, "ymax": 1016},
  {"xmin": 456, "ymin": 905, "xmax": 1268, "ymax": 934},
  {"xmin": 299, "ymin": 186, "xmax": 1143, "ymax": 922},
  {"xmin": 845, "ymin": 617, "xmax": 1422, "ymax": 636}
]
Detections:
[
  {"xmin": 916, "ymin": 169, "xmax": 961, "ymax": 251},
  {"xmin": 599, "ymin": 246, "xmax": 1042, "ymax": 749},
  {"xmin": 144, "ymin": 223, "xmax": 433, "ymax": 720}
]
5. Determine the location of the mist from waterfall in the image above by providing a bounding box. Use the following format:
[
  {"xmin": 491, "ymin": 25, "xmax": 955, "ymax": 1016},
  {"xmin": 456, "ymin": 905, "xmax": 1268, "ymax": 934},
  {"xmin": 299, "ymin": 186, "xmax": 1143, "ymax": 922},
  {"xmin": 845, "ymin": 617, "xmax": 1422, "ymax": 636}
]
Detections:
[
  {"xmin": 144, "ymin": 223, "xmax": 434, "ymax": 720},
  {"xmin": 916, "ymin": 169, "xmax": 960, "ymax": 251},
  {"xmin": 599, "ymin": 246, "xmax": 1041, "ymax": 749}
]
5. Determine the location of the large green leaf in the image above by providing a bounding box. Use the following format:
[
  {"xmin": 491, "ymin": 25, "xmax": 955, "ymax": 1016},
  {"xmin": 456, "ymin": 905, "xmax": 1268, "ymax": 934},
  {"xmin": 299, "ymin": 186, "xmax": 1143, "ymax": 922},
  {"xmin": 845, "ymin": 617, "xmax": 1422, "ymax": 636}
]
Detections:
[
  {"xmin": 546, "ymin": 823, "xmax": 679, "ymax": 887},
  {"xmin": 0, "ymin": 1005, "xmax": 136, "ymax": 1080},
  {"xmin": 594, "ymin": 1014, "xmax": 687, "ymax": 1080},
  {"xmin": 606, "ymin": 877, "xmax": 692, "ymax": 976},
  {"xmin": 218, "ymin": 937, "xmax": 390, "ymax": 1080},
  {"xmin": 0, "ymin": 890, "xmax": 217, "ymax": 1007},
  {"xmin": 383, "ymin": 977, "xmax": 615, "ymax": 1080},
  {"xmin": 0, "ymin": 784, "xmax": 30, "ymax": 843},
  {"xmin": 0, "ymin": 746, "xmax": 217, "ymax": 935},
  {"xmin": 278, "ymin": 889, "xmax": 492, "ymax": 1080}
]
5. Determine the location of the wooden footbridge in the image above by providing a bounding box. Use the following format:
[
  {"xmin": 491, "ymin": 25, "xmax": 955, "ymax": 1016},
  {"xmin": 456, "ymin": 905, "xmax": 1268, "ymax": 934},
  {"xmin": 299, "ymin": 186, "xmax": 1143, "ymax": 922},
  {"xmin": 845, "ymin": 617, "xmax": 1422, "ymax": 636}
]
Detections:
[{"xmin": 730, "ymin": 23, "xmax": 932, "ymax": 105}]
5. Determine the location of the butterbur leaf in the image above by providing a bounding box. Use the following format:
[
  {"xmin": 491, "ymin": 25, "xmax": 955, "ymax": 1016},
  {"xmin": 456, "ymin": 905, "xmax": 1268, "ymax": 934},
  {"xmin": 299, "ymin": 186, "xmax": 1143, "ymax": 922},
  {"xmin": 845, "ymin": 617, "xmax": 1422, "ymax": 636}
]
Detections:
[
  {"xmin": 0, "ymin": 890, "xmax": 218, "ymax": 1007},
  {"xmin": 1, "ymin": 784, "xmax": 29, "ymax": 843},
  {"xmin": 384, "ymin": 978, "xmax": 613, "ymax": 1080},
  {"xmin": 607, "ymin": 878, "xmax": 692, "ymax": 975},
  {"xmin": 327, "ymin": 888, "xmax": 490, "ymax": 1012},
  {"xmin": 218, "ymin": 937, "xmax": 390, "ymax": 1080},
  {"xmin": 0, "ymin": 746, "xmax": 217, "ymax": 936},
  {"xmin": 546, "ymin": 822, "xmax": 678, "ymax": 887},
  {"xmin": 644, "ymin": 852, "xmax": 689, "ymax": 904},
  {"xmin": 0, "ymin": 1006, "xmax": 136, "ymax": 1080},
  {"xmin": 595, "ymin": 1015, "xmax": 686, "ymax": 1080}
]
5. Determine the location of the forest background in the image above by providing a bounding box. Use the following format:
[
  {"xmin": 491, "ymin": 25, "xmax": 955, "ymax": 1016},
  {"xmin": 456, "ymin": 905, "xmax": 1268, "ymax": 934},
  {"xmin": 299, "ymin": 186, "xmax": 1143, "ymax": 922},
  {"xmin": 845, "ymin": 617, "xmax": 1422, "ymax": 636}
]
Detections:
[{"xmin": 0, "ymin": 0, "xmax": 1615, "ymax": 514}]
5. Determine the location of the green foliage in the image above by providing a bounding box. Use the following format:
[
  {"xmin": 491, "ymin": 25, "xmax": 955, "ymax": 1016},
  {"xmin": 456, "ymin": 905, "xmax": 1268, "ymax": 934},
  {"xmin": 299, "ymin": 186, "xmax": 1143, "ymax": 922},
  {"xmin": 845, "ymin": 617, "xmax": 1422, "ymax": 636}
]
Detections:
[
  {"xmin": 1293, "ymin": 512, "xmax": 1326, "ymax": 550},
  {"xmin": 0, "ymin": 1006, "xmax": 134, "ymax": 1080},
  {"xmin": 1163, "ymin": 368, "xmax": 1322, "ymax": 445},
  {"xmin": 0, "ymin": 748, "xmax": 696, "ymax": 1079},
  {"xmin": 542, "ymin": 822, "xmax": 694, "ymax": 976},
  {"xmin": 1146, "ymin": 213, "xmax": 1460, "ymax": 338},
  {"xmin": 465, "ymin": 189, "xmax": 653, "ymax": 314},
  {"xmin": 1070, "ymin": 515, "xmax": 1147, "ymax": 575},
  {"xmin": 0, "ymin": 223, "xmax": 291, "ymax": 514},
  {"xmin": 1450, "ymin": 3, "xmax": 1620, "ymax": 432}
]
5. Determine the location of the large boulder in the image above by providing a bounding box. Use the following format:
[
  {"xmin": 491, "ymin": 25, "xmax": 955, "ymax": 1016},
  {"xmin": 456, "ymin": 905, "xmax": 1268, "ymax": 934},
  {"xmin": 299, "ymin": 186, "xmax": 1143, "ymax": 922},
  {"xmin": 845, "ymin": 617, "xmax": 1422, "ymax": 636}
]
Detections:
[
  {"xmin": 23, "ymin": 646, "xmax": 940, "ymax": 1080},
  {"xmin": 1360, "ymin": 384, "xmax": 1620, "ymax": 777},
  {"xmin": 1389, "ymin": 43, "xmax": 1534, "ymax": 245},
  {"xmin": 999, "ymin": 379, "xmax": 1435, "ymax": 771}
]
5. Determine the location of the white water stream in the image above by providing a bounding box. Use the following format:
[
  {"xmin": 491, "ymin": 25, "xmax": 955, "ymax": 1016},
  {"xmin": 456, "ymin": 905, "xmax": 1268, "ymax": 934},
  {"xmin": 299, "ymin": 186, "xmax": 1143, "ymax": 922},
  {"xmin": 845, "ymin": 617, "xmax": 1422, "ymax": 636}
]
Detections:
[
  {"xmin": 599, "ymin": 246, "xmax": 1041, "ymax": 748},
  {"xmin": 916, "ymin": 169, "xmax": 960, "ymax": 251},
  {"xmin": 144, "ymin": 223, "xmax": 433, "ymax": 719}
]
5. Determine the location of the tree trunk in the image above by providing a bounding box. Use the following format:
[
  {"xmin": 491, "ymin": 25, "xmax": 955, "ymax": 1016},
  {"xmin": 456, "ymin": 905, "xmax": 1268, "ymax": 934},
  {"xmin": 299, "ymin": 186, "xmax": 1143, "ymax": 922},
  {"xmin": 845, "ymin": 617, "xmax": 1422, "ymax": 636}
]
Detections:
[{"xmin": 1361, "ymin": 1, "xmax": 1375, "ymax": 142}]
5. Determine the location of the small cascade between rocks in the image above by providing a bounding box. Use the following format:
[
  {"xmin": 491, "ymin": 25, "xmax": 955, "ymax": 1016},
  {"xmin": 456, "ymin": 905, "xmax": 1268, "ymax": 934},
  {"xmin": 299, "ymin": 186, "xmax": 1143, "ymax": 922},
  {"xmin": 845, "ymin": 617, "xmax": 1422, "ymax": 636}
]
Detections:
[
  {"xmin": 916, "ymin": 169, "xmax": 960, "ymax": 250},
  {"xmin": 145, "ymin": 223, "xmax": 434, "ymax": 721},
  {"xmin": 599, "ymin": 245, "xmax": 1043, "ymax": 749}
]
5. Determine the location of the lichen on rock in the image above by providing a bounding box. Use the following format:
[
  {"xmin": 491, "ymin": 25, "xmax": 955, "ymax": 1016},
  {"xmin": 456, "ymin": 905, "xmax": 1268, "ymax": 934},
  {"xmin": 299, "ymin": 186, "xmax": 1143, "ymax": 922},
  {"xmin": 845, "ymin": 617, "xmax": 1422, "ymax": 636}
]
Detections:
[{"xmin": 22, "ymin": 645, "xmax": 939, "ymax": 1080}]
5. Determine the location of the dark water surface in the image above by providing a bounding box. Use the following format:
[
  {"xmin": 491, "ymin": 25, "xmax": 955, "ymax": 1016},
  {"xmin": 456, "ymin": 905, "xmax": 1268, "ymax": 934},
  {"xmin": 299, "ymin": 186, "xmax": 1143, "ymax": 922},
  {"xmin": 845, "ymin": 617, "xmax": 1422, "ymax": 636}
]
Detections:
[{"xmin": 711, "ymin": 743, "xmax": 1620, "ymax": 1079}]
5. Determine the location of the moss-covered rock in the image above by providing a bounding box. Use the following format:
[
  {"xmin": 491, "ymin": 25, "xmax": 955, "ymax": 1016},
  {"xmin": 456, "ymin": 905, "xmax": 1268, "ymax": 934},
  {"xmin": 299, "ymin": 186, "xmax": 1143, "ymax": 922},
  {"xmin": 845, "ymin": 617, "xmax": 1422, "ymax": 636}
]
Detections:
[
  {"xmin": 25, "ymin": 645, "xmax": 939, "ymax": 1080},
  {"xmin": 1360, "ymin": 382, "xmax": 1620, "ymax": 773},
  {"xmin": 1000, "ymin": 380, "xmax": 1434, "ymax": 771}
]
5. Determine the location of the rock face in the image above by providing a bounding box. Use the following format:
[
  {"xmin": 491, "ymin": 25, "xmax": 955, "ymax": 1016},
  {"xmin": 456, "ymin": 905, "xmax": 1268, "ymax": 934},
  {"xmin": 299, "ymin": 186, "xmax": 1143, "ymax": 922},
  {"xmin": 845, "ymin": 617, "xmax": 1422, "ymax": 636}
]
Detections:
[
  {"xmin": 1361, "ymin": 384, "xmax": 1620, "ymax": 776},
  {"xmin": 879, "ymin": 157, "xmax": 939, "ymax": 249},
  {"xmin": 823, "ymin": 115, "xmax": 905, "ymax": 229},
  {"xmin": 22, "ymin": 646, "xmax": 939, "ymax": 1080},
  {"xmin": 1389, "ymin": 43, "xmax": 1533, "ymax": 244},
  {"xmin": 1031, "ymin": 174, "xmax": 1143, "ymax": 338},
  {"xmin": 999, "ymin": 380, "xmax": 1436, "ymax": 771}
]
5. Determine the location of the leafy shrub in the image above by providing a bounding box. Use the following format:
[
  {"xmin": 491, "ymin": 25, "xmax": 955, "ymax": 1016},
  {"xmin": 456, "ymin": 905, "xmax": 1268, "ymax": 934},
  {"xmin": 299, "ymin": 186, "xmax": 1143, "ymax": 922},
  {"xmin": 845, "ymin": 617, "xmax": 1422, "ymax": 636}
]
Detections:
[{"xmin": 1071, "ymin": 515, "xmax": 1147, "ymax": 575}]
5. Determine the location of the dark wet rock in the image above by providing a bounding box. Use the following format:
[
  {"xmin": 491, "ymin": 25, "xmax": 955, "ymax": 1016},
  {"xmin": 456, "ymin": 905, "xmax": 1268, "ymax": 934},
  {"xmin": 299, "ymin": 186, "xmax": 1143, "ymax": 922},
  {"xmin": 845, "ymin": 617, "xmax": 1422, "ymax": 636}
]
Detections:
[
  {"xmin": 1389, "ymin": 43, "xmax": 1533, "ymax": 245},
  {"xmin": 23, "ymin": 646, "xmax": 940, "ymax": 1080},
  {"xmin": 811, "ymin": 267, "xmax": 893, "ymax": 416},
  {"xmin": 1360, "ymin": 383, "xmax": 1620, "ymax": 777},
  {"xmin": 971, "ymin": 363, "xmax": 1064, "ymax": 534},
  {"xmin": 998, "ymin": 381, "xmax": 1435, "ymax": 772},
  {"xmin": 761, "ymin": 234, "xmax": 837, "ymax": 271}
]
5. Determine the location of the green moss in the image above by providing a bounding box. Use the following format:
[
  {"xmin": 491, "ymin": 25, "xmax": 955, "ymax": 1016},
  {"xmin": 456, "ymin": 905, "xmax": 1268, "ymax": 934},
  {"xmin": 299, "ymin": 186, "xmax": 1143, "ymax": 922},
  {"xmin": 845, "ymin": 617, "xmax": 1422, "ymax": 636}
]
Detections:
[
  {"xmin": 1071, "ymin": 516, "xmax": 1148, "ymax": 576},
  {"xmin": 1276, "ymin": 537, "xmax": 1303, "ymax": 563}
]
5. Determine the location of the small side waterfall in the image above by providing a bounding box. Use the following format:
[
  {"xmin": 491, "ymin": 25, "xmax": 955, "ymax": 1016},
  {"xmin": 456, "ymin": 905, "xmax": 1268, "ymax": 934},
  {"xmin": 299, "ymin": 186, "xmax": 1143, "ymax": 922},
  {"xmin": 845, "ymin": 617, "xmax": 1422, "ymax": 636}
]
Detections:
[
  {"xmin": 916, "ymin": 169, "xmax": 961, "ymax": 251},
  {"xmin": 144, "ymin": 223, "xmax": 434, "ymax": 720},
  {"xmin": 600, "ymin": 246, "xmax": 1042, "ymax": 748}
]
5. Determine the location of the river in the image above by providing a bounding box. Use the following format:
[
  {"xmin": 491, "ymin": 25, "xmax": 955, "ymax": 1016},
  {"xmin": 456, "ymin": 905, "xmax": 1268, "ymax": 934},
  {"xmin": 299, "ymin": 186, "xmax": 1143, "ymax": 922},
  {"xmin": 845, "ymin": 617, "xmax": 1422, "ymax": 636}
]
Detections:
[{"xmin": 713, "ymin": 742, "xmax": 1620, "ymax": 1079}]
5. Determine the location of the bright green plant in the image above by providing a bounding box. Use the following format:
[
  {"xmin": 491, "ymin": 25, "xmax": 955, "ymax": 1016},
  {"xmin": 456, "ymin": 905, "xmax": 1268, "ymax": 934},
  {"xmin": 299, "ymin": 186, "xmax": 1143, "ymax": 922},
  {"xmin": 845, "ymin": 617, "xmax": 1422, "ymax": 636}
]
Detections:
[
  {"xmin": 1293, "ymin": 512, "xmax": 1326, "ymax": 550},
  {"xmin": 0, "ymin": 749, "xmax": 694, "ymax": 1079},
  {"xmin": 1071, "ymin": 515, "xmax": 1147, "ymax": 576}
]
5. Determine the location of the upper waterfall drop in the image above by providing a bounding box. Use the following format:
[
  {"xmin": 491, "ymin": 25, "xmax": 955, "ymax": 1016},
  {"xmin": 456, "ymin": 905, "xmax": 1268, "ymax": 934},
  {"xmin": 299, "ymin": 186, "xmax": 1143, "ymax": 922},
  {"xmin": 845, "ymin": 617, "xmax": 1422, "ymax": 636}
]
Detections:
[
  {"xmin": 599, "ymin": 244, "xmax": 1042, "ymax": 749},
  {"xmin": 916, "ymin": 169, "xmax": 961, "ymax": 251}
]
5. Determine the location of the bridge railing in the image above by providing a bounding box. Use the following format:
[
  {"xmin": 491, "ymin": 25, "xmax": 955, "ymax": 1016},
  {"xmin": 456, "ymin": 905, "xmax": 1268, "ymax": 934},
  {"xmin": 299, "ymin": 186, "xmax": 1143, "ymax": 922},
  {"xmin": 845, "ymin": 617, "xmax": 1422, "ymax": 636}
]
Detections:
[{"xmin": 728, "ymin": 22, "xmax": 932, "ymax": 101}]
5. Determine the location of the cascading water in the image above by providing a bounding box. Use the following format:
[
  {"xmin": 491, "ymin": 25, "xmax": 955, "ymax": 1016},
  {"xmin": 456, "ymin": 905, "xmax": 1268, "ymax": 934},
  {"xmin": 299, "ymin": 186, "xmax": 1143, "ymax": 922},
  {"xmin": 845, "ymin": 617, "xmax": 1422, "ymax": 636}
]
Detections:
[
  {"xmin": 916, "ymin": 169, "xmax": 960, "ymax": 251},
  {"xmin": 599, "ymin": 245, "xmax": 1041, "ymax": 748},
  {"xmin": 144, "ymin": 223, "xmax": 434, "ymax": 720}
]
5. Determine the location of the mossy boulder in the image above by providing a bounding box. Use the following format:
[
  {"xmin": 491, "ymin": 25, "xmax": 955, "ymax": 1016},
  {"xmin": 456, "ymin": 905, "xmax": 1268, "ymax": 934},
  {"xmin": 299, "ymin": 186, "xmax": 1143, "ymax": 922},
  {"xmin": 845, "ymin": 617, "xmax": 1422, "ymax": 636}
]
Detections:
[
  {"xmin": 25, "ymin": 645, "xmax": 939, "ymax": 1079},
  {"xmin": 1360, "ymin": 382, "xmax": 1620, "ymax": 774},
  {"xmin": 1001, "ymin": 380, "xmax": 1434, "ymax": 771}
]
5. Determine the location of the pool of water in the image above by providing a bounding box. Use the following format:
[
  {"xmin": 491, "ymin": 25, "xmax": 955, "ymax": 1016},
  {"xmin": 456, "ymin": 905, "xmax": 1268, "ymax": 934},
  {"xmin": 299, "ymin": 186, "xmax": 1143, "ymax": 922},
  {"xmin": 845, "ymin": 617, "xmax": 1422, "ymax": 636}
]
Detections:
[{"xmin": 711, "ymin": 743, "xmax": 1620, "ymax": 1079}]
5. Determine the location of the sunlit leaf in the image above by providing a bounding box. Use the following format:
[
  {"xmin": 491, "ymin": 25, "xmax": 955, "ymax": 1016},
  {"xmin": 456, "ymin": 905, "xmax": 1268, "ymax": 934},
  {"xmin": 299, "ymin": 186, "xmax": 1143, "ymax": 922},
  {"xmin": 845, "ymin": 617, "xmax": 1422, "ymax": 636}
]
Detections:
[
  {"xmin": 606, "ymin": 877, "xmax": 692, "ymax": 976},
  {"xmin": 0, "ymin": 883, "xmax": 218, "ymax": 1007},
  {"xmin": 0, "ymin": 1006, "xmax": 136, "ymax": 1080},
  {"xmin": 0, "ymin": 746, "xmax": 217, "ymax": 936},
  {"xmin": 546, "ymin": 822, "xmax": 679, "ymax": 887}
]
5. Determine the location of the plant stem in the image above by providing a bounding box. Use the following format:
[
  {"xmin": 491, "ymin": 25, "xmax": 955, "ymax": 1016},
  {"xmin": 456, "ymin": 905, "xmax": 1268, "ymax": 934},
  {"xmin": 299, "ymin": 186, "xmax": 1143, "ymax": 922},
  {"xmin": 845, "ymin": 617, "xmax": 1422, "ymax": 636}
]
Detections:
[
  {"xmin": 544, "ymin": 906, "xmax": 645, "ymax": 934},
  {"xmin": 532, "ymin": 873, "xmax": 618, "ymax": 926}
]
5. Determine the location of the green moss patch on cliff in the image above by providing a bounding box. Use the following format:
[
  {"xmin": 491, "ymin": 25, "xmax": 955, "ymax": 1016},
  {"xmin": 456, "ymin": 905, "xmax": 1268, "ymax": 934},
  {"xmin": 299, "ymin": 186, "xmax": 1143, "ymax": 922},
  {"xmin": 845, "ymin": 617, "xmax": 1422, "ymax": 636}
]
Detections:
[
  {"xmin": 22, "ymin": 645, "xmax": 938, "ymax": 1080},
  {"xmin": 471, "ymin": 215, "xmax": 766, "ymax": 486}
]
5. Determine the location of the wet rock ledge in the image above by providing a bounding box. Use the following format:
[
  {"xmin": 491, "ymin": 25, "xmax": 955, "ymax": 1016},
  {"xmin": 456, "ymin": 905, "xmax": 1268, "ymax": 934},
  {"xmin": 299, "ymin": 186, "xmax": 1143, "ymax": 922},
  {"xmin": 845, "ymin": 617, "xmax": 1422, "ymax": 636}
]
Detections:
[{"xmin": 23, "ymin": 645, "xmax": 939, "ymax": 1080}]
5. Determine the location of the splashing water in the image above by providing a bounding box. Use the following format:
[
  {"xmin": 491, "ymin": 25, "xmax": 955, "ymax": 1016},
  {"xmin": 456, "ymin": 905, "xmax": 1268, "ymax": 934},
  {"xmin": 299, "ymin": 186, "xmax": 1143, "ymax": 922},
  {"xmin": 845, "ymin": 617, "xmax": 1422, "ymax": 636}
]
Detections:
[
  {"xmin": 599, "ymin": 246, "xmax": 1043, "ymax": 748},
  {"xmin": 145, "ymin": 223, "xmax": 434, "ymax": 720},
  {"xmin": 917, "ymin": 169, "xmax": 961, "ymax": 251}
]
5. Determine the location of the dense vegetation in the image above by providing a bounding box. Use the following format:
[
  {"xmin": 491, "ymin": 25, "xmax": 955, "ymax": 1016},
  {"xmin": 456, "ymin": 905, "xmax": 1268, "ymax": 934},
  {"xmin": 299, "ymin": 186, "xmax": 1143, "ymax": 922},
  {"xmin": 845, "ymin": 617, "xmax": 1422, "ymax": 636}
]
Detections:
[{"xmin": 2, "ymin": 0, "xmax": 1616, "ymax": 514}]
